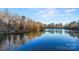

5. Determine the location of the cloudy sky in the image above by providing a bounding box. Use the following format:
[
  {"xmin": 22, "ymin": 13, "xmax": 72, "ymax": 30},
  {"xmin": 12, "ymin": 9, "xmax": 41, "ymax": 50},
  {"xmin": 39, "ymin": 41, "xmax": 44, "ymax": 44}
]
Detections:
[{"xmin": 0, "ymin": 8, "xmax": 79, "ymax": 25}]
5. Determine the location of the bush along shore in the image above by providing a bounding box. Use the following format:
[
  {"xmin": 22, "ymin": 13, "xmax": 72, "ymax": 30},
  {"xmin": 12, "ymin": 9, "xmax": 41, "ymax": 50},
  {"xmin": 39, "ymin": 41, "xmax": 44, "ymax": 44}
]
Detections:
[
  {"xmin": 0, "ymin": 9, "xmax": 45, "ymax": 35},
  {"xmin": 64, "ymin": 21, "xmax": 79, "ymax": 31}
]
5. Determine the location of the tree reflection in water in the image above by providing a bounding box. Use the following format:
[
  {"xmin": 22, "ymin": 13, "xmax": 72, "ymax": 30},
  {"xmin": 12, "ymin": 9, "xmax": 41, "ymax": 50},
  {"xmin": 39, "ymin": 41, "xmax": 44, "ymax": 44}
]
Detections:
[
  {"xmin": 0, "ymin": 31, "xmax": 44, "ymax": 51},
  {"xmin": 0, "ymin": 29, "xmax": 79, "ymax": 51},
  {"xmin": 25, "ymin": 31, "xmax": 45, "ymax": 39},
  {"xmin": 46, "ymin": 29, "xmax": 79, "ymax": 40},
  {"xmin": 46, "ymin": 29, "xmax": 79, "ymax": 50},
  {"xmin": 65, "ymin": 30, "xmax": 79, "ymax": 40},
  {"xmin": 46, "ymin": 29, "xmax": 63, "ymax": 34}
]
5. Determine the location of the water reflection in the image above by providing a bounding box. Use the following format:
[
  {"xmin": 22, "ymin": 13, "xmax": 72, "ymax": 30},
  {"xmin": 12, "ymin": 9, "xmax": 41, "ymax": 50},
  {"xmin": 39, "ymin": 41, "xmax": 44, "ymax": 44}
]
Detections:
[
  {"xmin": 46, "ymin": 29, "xmax": 79, "ymax": 39},
  {"xmin": 25, "ymin": 31, "xmax": 45, "ymax": 39},
  {"xmin": 14, "ymin": 29, "xmax": 79, "ymax": 51},
  {"xmin": 0, "ymin": 31, "xmax": 44, "ymax": 51},
  {"xmin": 65, "ymin": 30, "xmax": 79, "ymax": 40},
  {"xmin": 45, "ymin": 29, "xmax": 79, "ymax": 51},
  {"xmin": 0, "ymin": 29, "xmax": 79, "ymax": 51},
  {"xmin": 46, "ymin": 29, "xmax": 63, "ymax": 34}
]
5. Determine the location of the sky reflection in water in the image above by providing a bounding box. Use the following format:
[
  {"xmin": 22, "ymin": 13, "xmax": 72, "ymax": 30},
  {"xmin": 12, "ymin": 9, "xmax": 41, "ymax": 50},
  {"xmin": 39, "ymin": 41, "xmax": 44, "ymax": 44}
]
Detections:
[{"xmin": 0, "ymin": 29, "xmax": 79, "ymax": 51}]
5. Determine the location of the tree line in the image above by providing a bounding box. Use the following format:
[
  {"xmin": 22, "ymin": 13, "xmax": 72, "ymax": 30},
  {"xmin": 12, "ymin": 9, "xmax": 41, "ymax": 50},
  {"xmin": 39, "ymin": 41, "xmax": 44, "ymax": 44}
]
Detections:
[
  {"xmin": 0, "ymin": 9, "xmax": 79, "ymax": 32},
  {"xmin": 64, "ymin": 21, "xmax": 79, "ymax": 30},
  {"xmin": 0, "ymin": 9, "xmax": 45, "ymax": 33},
  {"xmin": 46, "ymin": 23, "xmax": 64, "ymax": 28}
]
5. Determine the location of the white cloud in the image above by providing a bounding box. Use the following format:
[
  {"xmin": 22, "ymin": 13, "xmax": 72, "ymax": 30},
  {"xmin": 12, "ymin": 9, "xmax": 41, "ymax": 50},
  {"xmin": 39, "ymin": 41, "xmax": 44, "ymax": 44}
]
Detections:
[
  {"xmin": 65, "ymin": 9, "xmax": 77, "ymax": 13},
  {"xmin": 37, "ymin": 8, "xmax": 59, "ymax": 18},
  {"xmin": 34, "ymin": 8, "xmax": 79, "ymax": 24}
]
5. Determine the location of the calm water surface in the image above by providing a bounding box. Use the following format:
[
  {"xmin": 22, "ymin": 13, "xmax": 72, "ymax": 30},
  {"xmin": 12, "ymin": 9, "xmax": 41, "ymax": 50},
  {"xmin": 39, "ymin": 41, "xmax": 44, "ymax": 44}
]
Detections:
[{"xmin": 0, "ymin": 29, "xmax": 79, "ymax": 51}]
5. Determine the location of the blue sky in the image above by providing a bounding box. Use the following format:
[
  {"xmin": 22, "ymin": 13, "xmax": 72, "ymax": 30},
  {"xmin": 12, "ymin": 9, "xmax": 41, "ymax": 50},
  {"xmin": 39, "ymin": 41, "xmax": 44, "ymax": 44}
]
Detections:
[{"xmin": 0, "ymin": 8, "xmax": 79, "ymax": 25}]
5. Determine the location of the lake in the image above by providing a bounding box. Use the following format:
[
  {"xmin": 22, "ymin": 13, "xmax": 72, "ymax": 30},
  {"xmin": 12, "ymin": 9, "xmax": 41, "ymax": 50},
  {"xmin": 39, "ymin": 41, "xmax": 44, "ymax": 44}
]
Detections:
[{"xmin": 0, "ymin": 29, "xmax": 79, "ymax": 51}]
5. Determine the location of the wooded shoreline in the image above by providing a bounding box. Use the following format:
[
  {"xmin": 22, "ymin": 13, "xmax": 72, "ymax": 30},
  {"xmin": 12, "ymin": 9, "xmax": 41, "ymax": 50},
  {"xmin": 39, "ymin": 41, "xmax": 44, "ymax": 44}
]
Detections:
[{"xmin": 0, "ymin": 9, "xmax": 79, "ymax": 35}]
